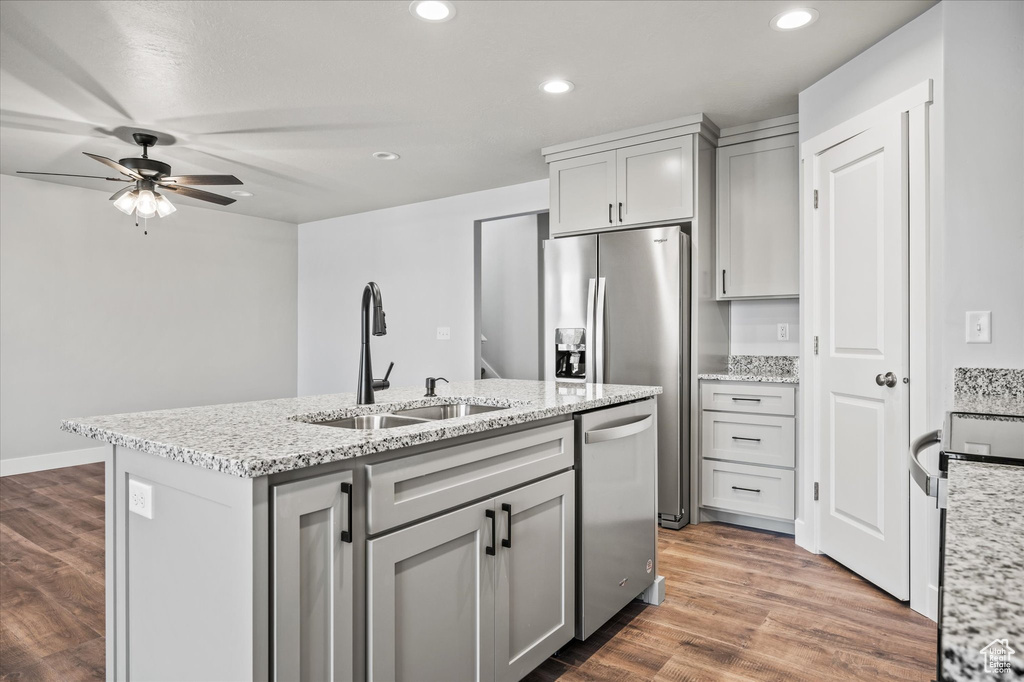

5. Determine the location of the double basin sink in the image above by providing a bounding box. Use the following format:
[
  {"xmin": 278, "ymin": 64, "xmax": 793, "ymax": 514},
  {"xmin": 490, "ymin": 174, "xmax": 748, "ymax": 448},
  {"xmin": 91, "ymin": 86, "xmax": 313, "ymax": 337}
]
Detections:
[{"xmin": 316, "ymin": 403, "xmax": 509, "ymax": 430}]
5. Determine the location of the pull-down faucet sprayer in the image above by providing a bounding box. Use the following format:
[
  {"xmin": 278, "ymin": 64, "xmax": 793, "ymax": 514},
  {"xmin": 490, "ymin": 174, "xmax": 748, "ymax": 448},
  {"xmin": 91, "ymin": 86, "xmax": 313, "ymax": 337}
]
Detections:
[{"xmin": 357, "ymin": 282, "xmax": 392, "ymax": 405}]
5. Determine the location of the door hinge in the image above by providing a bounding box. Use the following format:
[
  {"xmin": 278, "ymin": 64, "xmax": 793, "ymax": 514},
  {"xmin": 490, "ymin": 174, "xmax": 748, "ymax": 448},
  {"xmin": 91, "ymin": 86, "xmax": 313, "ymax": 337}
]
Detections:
[
  {"xmin": 813, "ymin": 336, "xmax": 819, "ymax": 355},
  {"xmin": 813, "ymin": 189, "xmax": 818, "ymax": 209},
  {"xmin": 813, "ymin": 482, "xmax": 819, "ymax": 501}
]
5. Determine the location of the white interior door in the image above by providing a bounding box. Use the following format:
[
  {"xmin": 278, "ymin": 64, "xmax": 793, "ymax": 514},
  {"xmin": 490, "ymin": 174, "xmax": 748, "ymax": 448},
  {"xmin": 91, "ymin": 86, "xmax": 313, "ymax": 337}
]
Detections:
[{"xmin": 813, "ymin": 115, "xmax": 910, "ymax": 600}]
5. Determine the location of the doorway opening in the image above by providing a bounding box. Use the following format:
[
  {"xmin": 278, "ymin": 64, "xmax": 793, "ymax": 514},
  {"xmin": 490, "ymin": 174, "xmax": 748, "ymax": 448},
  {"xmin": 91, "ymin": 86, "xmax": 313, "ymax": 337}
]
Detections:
[{"xmin": 473, "ymin": 211, "xmax": 550, "ymax": 381}]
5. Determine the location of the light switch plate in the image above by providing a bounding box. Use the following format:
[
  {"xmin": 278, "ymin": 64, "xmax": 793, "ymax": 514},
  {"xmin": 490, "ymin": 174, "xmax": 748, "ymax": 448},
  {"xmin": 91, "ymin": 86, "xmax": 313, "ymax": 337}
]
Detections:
[
  {"xmin": 436, "ymin": 326, "xmax": 451, "ymax": 341},
  {"xmin": 965, "ymin": 311, "xmax": 992, "ymax": 343}
]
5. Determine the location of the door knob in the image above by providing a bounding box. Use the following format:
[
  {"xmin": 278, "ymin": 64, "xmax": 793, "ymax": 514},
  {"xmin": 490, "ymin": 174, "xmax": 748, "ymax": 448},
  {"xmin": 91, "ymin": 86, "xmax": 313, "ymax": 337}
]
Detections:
[{"xmin": 875, "ymin": 372, "xmax": 897, "ymax": 388}]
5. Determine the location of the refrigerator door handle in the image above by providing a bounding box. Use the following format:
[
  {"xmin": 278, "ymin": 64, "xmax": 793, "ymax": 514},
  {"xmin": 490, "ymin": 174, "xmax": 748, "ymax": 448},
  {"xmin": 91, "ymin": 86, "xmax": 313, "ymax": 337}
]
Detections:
[
  {"xmin": 585, "ymin": 278, "xmax": 597, "ymax": 381},
  {"xmin": 595, "ymin": 277, "xmax": 606, "ymax": 384}
]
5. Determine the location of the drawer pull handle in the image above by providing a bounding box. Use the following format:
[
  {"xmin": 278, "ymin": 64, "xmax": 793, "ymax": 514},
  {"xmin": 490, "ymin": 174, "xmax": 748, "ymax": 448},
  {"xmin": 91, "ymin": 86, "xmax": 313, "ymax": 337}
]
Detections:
[
  {"xmin": 731, "ymin": 436, "xmax": 762, "ymax": 443},
  {"xmin": 485, "ymin": 509, "xmax": 496, "ymax": 556},
  {"xmin": 731, "ymin": 486, "xmax": 761, "ymax": 494},
  {"xmin": 340, "ymin": 482, "xmax": 353, "ymax": 543},
  {"xmin": 501, "ymin": 503, "xmax": 512, "ymax": 548},
  {"xmin": 585, "ymin": 414, "xmax": 654, "ymax": 444},
  {"xmin": 731, "ymin": 397, "xmax": 762, "ymax": 403}
]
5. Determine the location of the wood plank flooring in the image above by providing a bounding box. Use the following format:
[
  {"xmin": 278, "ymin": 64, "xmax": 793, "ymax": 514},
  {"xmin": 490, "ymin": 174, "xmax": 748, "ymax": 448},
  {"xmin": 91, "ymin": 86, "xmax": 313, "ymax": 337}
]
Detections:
[{"xmin": 0, "ymin": 463, "xmax": 937, "ymax": 681}]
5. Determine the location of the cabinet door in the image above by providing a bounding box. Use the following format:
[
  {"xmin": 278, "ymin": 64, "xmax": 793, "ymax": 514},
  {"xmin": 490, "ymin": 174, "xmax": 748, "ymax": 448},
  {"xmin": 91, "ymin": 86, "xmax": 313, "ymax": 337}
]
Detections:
[
  {"xmin": 717, "ymin": 134, "xmax": 799, "ymax": 299},
  {"xmin": 273, "ymin": 471, "xmax": 355, "ymax": 682},
  {"xmin": 368, "ymin": 499, "xmax": 496, "ymax": 682},
  {"xmin": 549, "ymin": 151, "xmax": 617, "ymax": 235},
  {"xmin": 494, "ymin": 472, "xmax": 575, "ymax": 682},
  {"xmin": 616, "ymin": 135, "xmax": 694, "ymax": 226}
]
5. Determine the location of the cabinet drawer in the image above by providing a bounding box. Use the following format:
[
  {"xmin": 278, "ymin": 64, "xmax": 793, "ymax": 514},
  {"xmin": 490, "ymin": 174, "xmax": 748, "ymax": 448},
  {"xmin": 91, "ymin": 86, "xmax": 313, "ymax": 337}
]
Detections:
[
  {"xmin": 700, "ymin": 382, "xmax": 795, "ymax": 416},
  {"xmin": 701, "ymin": 412, "xmax": 794, "ymax": 468},
  {"xmin": 366, "ymin": 421, "xmax": 574, "ymax": 534},
  {"xmin": 701, "ymin": 460, "xmax": 794, "ymax": 520}
]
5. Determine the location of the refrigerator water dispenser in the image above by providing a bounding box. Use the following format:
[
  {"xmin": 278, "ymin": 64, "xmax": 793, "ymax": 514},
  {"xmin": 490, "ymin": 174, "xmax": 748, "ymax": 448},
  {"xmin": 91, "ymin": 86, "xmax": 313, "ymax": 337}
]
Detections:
[{"xmin": 554, "ymin": 327, "xmax": 587, "ymax": 381}]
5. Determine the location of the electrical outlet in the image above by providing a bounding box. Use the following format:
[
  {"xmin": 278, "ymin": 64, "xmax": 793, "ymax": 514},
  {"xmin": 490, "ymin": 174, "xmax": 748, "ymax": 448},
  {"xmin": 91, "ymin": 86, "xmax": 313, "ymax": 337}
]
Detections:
[
  {"xmin": 966, "ymin": 311, "xmax": 991, "ymax": 343},
  {"xmin": 128, "ymin": 478, "xmax": 153, "ymax": 519},
  {"xmin": 777, "ymin": 323, "xmax": 790, "ymax": 342},
  {"xmin": 436, "ymin": 326, "xmax": 451, "ymax": 341}
]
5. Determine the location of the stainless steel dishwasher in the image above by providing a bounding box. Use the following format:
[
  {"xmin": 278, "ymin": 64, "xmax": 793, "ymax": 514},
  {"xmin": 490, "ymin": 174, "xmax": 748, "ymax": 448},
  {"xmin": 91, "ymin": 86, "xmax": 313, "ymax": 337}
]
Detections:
[{"xmin": 575, "ymin": 398, "xmax": 658, "ymax": 640}]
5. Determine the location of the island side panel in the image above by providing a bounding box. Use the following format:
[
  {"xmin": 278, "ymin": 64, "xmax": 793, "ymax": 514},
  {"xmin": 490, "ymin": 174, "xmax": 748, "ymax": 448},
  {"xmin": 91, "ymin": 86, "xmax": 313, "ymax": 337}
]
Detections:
[{"xmin": 111, "ymin": 447, "xmax": 268, "ymax": 681}]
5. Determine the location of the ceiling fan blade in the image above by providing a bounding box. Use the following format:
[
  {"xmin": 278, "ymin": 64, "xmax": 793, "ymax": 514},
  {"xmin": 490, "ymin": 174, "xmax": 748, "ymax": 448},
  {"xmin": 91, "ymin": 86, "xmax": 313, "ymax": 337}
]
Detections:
[
  {"xmin": 158, "ymin": 184, "xmax": 236, "ymax": 206},
  {"xmin": 109, "ymin": 186, "xmax": 134, "ymax": 201},
  {"xmin": 160, "ymin": 174, "xmax": 242, "ymax": 186},
  {"xmin": 17, "ymin": 171, "xmax": 130, "ymax": 182},
  {"xmin": 82, "ymin": 152, "xmax": 143, "ymax": 180}
]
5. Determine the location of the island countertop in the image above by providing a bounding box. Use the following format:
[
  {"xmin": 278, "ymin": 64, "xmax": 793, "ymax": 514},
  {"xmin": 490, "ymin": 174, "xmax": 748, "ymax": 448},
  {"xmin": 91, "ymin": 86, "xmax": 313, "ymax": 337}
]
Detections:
[{"xmin": 61, "ymin": 379, "xmax": 661, "ymax": 478}]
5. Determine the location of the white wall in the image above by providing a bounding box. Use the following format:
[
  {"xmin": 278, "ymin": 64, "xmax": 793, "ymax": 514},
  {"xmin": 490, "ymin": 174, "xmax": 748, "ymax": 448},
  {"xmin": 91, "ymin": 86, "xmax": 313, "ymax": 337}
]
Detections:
[
  {"xmin": 297, "ymin": 180, "xmax": 548, "ymax": 396},
  {"xmin": 0, "ymin": 175, "xmax": 298, "ymax": 471},
  {"xmin": 940, "ymin": 0, "xmax": 1024, "ymax": 384},
  {"xmin": 480, "ymin": 214, "xmax": 543, "ymax": 380},
  {"xmin": 729, "ymin": 299, "xmax": 800, "ymax": 356}
]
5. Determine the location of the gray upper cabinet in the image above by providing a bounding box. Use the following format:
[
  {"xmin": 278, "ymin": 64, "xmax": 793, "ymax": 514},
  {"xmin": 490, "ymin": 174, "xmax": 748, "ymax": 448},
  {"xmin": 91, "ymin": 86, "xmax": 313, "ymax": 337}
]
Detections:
[
  {"xmin": 547, "ymin": 128, "xmax": 701, "ymax": 236},
  {"xmin": 616, "ymin": 137, "xmax": 694, "ymax": 227},
  {"xmin": 549, "ymin": 151, "xmax": 617, "ymax": 235},
  {"xmin": 716, "ymin": 132, "xmax": 799, "ymax": 299},
  {"xmin": 272, "ymin": 470, "xmax": 356, "ymax": 682}
]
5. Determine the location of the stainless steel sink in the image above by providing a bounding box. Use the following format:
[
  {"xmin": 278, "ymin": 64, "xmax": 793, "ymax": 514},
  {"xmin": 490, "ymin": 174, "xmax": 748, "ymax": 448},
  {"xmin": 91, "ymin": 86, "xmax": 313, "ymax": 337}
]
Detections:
[
  {"xmin": 316, "ymin": 414, "xmax": 429, "ymax": 430},
  {"xmin": 390, "ymin": 404, "xmax": 509, "ymax": 420}
]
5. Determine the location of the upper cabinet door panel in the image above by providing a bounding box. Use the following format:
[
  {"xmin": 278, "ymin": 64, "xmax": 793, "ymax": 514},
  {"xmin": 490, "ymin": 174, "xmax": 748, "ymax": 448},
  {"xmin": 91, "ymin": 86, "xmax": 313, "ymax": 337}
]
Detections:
[
  {"xmin": 717, "ymin": 134, "xmax": 799, "ymax": 299},
  {"xmin": 549, "ymin": 151, "xmax": 617, "ymax": 235},
  {"xmin": 616, "ymin": 136, "xmax": 694, "ymax": 226}
]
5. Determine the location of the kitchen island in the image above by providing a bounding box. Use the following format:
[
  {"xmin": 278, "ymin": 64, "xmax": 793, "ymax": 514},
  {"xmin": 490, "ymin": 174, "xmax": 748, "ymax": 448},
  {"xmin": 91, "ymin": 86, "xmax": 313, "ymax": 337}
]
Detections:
[{"xmin": 62, "ymin": 379, "xmax": 661, "ymax": 682}]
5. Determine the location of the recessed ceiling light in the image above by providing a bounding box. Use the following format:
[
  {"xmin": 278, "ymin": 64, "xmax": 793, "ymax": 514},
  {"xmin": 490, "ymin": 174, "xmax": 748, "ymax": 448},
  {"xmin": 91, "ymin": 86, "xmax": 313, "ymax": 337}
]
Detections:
[
  {"xmin": 372, "ymin": 151, "xmax": 400, "ymax": 161},
  {"xmin": 231, "ymin": 190, "xmax": 254, "ymax": 197},
  {"xmin": 410, "ymin": 0, "xmax": 455, "ymax": 22},
  {"xmin": 540, "ymin": 79, "xmax": 575, "ymax": 94},
  {"xmin": 770, "ymin": 8, "xmax": 819, "ymax": 31}
]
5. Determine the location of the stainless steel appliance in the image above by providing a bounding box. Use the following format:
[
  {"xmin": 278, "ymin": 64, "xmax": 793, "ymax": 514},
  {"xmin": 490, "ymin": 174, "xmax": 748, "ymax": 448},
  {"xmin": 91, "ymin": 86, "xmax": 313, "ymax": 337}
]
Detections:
[
  {"xmin": 911, "ymin": 409, "xmax": 1024, "ymax": 681},
  {"xmin": 544, "ymin": 225, "xmax": 691, "ymax": 528},
  {"xmin": 574, "ymin": 399, "xmax": 658, "ymax": 640}
]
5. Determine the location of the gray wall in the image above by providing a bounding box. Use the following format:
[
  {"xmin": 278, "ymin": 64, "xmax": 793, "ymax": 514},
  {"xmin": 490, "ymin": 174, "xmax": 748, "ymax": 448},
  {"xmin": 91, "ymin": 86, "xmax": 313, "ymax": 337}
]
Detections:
[
  {"xmin": 297, "ymin": 180, "xmax": 548, "ymax": 396},
  {"xmin": 480, "ymin": 214, "xmax": 544, "ymax": 380},
  {"xmin": 0, "ymin": 175, "xmax": 298, "ymax": 464}
]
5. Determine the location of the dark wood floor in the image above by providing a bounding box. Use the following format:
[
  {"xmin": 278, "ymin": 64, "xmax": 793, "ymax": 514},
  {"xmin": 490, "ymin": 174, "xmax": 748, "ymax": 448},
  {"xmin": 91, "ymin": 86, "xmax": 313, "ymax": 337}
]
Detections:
[{"xmin": 0, "ymin": 463, "xmax": 936, "ymax": 681}]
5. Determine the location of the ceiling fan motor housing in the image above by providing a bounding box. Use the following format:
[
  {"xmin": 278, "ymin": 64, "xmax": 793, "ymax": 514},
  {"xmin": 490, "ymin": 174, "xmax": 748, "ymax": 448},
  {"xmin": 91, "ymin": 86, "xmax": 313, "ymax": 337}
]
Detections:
[{"xmin": 119, "ymin": 157, "xmax": 171, "ymax": 178}]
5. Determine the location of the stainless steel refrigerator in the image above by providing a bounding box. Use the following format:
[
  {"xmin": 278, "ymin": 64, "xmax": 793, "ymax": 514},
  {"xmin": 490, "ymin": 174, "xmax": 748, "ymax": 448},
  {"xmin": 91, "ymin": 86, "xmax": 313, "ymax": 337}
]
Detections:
[{"xmin": 544, "ymin": 225, "xmax": 691, "ymax": 528}]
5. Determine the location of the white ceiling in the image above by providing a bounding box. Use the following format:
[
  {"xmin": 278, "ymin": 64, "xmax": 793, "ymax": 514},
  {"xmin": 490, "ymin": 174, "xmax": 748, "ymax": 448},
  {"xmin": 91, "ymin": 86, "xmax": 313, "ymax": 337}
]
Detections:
[{"xmin": 0, "ymin": 0, "xmax": 935, "ymax": 224}]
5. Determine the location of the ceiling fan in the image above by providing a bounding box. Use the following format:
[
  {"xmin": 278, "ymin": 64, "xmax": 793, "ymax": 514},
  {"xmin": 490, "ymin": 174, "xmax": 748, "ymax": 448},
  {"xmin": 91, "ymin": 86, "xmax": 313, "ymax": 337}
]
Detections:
[{"xmin": 17, "ymin": 132, "xmax": 243, "ymax": 219}]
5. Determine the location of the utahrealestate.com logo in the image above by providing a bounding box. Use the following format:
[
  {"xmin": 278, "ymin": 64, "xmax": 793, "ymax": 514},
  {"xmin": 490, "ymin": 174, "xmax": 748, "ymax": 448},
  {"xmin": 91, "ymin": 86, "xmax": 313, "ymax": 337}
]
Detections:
[{"xmin": 980, "ymin": 638, "xmax": 1016, "ymax": 674}]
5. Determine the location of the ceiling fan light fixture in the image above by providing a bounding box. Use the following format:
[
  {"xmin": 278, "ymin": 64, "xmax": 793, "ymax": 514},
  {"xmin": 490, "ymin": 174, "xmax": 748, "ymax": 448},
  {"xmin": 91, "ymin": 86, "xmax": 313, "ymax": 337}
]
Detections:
[
  {"xmin": 113, "ymin": 189, "xmax": 139, "ymax": 215},
  {"xmin": 136, "ymin": 189, "xmax": 157, "ymax": 219},
  {"xmin": 155, "ymin": 193, "xmax": 177, "ymax": 218}
]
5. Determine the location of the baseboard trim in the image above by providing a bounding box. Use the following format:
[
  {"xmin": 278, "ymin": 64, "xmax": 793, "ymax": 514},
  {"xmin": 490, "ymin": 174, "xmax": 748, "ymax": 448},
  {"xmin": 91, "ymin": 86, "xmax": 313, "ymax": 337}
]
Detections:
[
  {"xmin": 700, "ymin": 507, "xmax": 796, "ymax": 535},
  {"xmin": 0, "ymin": 446, "xmax": 107, "ymax": 477}
]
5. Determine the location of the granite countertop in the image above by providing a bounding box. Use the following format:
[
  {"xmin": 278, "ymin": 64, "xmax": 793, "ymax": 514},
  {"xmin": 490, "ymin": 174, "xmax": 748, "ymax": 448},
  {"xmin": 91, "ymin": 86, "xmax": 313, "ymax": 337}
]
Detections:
[
  {"xmin": 698, "ymin": 354, "xmax": 800, "ymax": 384},
  {"xmin": 942, "ymin": 460, "xmax": 1024, "ymax": 680},
  {"xmin": 61, "ymin": 379, "xmax": 661, "ymax": 478}
]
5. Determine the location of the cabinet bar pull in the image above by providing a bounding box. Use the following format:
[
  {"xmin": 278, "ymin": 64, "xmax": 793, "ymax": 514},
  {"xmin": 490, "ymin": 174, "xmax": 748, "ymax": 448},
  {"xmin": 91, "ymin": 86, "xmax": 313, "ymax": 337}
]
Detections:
[
  {"xmin": 608, "ymin": 203, "xmax": 613, "ymax": 224},
  {"xmin": 340, "ymin": 482, "xmax": 353, "ymax": 543},
  {"xmin": 731, "ymin": 486, "xmax": 761, "ymax": 494},
  {"xmin": 618, "ymin": 202, "xmax": 623, "ymax": 222},
  {"xmin": 485, "ymin": 509, "xmax": 496, "ymax": 556},
  {"xmin": 501, "ymin": 503, "xmax": 512, "ymax": 548},
  {"xmin": 731, "ymin": 436, "xmax": 762, "ymax": 443},
  {"xmin": 731, "ymin": 397, "xmax": 762, "ymax": 403},
  {"xmin": 723, "ymin": 269, "xmax": 726, "ymax": 295}
]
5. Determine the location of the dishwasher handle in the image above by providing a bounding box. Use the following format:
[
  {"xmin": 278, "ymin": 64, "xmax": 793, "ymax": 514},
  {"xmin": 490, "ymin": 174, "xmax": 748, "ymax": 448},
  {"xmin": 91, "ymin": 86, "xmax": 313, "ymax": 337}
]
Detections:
[
  {"xmin": 584, "ymin": 414, "xmax": 653, "ymax": 444},
  {"xmin": 909, "ymin": 429, "xmax": 944, "ymax": 508}
]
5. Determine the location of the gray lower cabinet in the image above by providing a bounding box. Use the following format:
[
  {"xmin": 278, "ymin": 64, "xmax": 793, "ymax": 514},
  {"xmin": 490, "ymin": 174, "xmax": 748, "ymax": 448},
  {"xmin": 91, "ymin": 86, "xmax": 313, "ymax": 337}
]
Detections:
[
  {"xmin": 273, "ymin": 470, "xmax": 356, "ymax": 682},
  {"xmin": 367, "ymin": 471, "xmax": 575, "ymax": 682}
]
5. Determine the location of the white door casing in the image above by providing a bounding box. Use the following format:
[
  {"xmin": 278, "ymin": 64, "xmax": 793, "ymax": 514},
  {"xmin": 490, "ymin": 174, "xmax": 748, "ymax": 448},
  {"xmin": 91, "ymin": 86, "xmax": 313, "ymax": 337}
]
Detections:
[{"xmin": 812, "ymin": 114, "xmax": 910, "ymax": 600}]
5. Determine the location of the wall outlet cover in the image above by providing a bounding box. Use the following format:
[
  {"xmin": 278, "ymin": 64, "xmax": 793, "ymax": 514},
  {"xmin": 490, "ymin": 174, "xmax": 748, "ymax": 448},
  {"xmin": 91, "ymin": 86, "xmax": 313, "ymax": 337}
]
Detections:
[
  {"xmin": 776, "ymin": 323, "xmax": 790, "ymax": 342},
  {"xmin": 436, "ymin": 326, "xmax": 451, "ymax": 341},
  {"xmin": 128, "ymin": 477, "xmax": 153, "ymax": 519},
  {"xmin": 965, "ymin": 311, "xmax": 992, "ymax": 344}
]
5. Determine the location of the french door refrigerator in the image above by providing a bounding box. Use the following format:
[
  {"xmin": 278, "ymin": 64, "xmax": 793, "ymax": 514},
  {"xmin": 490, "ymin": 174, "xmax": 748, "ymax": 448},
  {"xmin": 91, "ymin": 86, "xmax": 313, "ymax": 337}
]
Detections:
[{"xmin": 543, "ymin": 225, "xmax": 691, "ymax": 528}]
